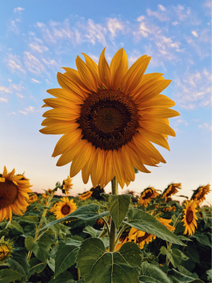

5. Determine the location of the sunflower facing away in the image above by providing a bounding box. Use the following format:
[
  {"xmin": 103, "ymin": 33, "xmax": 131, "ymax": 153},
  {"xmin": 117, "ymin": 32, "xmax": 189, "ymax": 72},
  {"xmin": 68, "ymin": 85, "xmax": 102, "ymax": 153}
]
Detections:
[
  {"xmin": 182, "ymin": 200, "xmax": 198, "ymax": 236},
  {"xmin": 191, "ymin": 184, "xmax": 211, "ymax": 205},
  {"xmin": 138, "ymin": 187, "xmax": 159, "ymax": 207},
  {"xmin": 128, "ymin": 227, "xmax": 156, "ymax": 249},
  {"xmin": 0, "ymin": 166, "xmax": 32, "ymax": 221},
  {"xmin": 62, "ymin": 176, "xmax": 73, "ymax": 195},
  {"xmin": 161, "ymin": 183, "xmax": 181, "ymax": 202},
  {"xmin": 78, "ymin": 190, "xmax": 93, "ymax": 200},
  {"xmin": 54, "ymin": 197, "xmax": 77, "ymax": 220},
  {"xmin": 40, "ymin": 48, "xmax": 180, "ymax": 188}
]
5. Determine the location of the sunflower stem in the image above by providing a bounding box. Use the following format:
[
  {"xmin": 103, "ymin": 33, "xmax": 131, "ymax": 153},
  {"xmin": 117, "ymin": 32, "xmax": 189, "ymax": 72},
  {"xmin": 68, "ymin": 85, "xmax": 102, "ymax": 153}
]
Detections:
[
  {"xmin": 114, "ymin": 224, "xmax": 128, "ymax": 247},
  {"xmin": 109, "ymin": 177, "xmax": 118, "ymax": 252}
]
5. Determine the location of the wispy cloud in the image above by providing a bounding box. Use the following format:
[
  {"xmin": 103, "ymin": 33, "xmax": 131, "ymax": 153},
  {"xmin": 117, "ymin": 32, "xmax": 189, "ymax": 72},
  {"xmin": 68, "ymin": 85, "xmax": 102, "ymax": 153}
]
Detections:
[
  {"xmin": 7, "ymin": 54, "xmax": 26, "ymax": 74},
  {"xmin": 84, "ymin": 19, "xmax": 107, "ymax": 45},
  {"xmin": 31, "ymin": 78, "xmax": 41, "ymax": 83},
  {"xmin": 191, "ymin": 31, "xmax": 198, "ymax": 37},
  {"xmin": 19, "ymin": 106, "xmax": 35, "ymax": 115},
  {"xmin": 24, "ymin": 52, "xmax": 45, "ymax": 74},
  {"xmin": 29, "ymin": 43, "xmax": 49, "ymax": 53},
  {"xmin": 0, "ymin": 86, "xmax": 13, "ymax": 93},
  {"xmin": 0, "ymin": 97, "xmax": 8, "ymax": 103},
  {"xmin": 199, "ymin": 123, "xmax": 212, "ymax": 131},
  {"xmin": 107, "ymin": 18, "xmax": 125, "ymax": 37},
  {"xmin": 146, "ymin": 8, "xmax": 170, "ymax": 22},
  {"xmin": 14, "ymin": 7, "xmax": 24, "ymax": 13}
]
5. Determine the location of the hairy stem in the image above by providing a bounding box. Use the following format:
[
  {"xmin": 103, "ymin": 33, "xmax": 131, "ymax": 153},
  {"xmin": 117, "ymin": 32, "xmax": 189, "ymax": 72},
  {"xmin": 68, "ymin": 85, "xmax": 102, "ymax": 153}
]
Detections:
[{"xmin": 109, "ymin": 177, "xmax": 118, "ymax": 252}]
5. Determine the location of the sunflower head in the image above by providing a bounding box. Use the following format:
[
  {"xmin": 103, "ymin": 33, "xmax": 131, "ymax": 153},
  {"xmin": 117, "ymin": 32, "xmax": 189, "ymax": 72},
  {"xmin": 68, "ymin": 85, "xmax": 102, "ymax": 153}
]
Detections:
[
  {"xmin": 157, "ymin": 218, "xmax": 175, "ymax": 232},
  {"xmin": 0, "ymin": 166, "xmax": 32, "ymax": 221},
  {"xmin": 54, "ymin": 197, "xmax": 77, "ymax": 220},
  {"xmin": 182, "ymin": 200, "xmax": 198, "ymax": 236},
  {"xmin": 191, "ymin": 184, "xmax": 211, "ymax": 204},
  {"xmin": 27, "ymin": 193, "xmax": 38, "ymax": 203},
  {"xmin": 78, "ymin": 190, "xmax": 93, "ymax": 201},
  {"xmin": 138, "ymin": 187, "xmax": 159, "ymax": 207},
  {"xmin": 40, "ymin": 47, "xmax": 179, "ymax": 189},
  {"xmin": 62, "ymin": 176, "xmax": 73, "ymax": 195},
  {"xmin": 0, "ymin": 237, "xmax": 13, "ymax": 263},
  {"xmin": 161, "ymin": 183, "xmax": 181, "ymax": 202},
  {"xmin": 42, "ymin": 189, "xmax": 54, "ymax": 199},
  {"xmin": 128, "ymin": 227, "xmax": 156, "ymax": 249}
]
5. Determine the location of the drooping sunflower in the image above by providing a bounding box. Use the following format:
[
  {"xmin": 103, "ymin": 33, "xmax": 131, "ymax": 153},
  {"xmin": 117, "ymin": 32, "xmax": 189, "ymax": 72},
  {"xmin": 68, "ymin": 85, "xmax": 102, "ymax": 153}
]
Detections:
[
  {"xmin": 138, "ymin": 187, "xmax": 159, "ymax": 207},
  {"xmin": 128, "ymin": 227, "xmax": 156, "ymax": 249},
  {"xmin": 78, "ymin": 190, "xmax": 93, "ymax": 200},
  {"xmin": 40, "ymin": 48, "xmax": 180, "ymax": 188},
  {"xmin": 62, "ymin": 176, "xmax": 73, "ymax": 195},
  {"xmin": 182, "ymin": 200, "xmax": 198, "ymax": 236},
  {"xmin": 42, "ymin": 189, "xmax": 54, "ymax": 199},
  {"xmin": 161, "ymin": 183, "xmax": 181, "ymax": 202},
  {"xmin": 0, "ymin": 166, "xmax": 32, "ymax": 221},
  {"xmin": 0, "ymin": 237, "xmax": 13, "ymax": 263},
  {"xmin": 54, "ymin": 197, "xmax": 77, "ymax": 220},
  {"xmin": 157, "ymin": 218, "xmax": 175, "ymax": 232},
  {"xmin": 191, "ymin": 184, "xmax": 211, "ymax": 205}
]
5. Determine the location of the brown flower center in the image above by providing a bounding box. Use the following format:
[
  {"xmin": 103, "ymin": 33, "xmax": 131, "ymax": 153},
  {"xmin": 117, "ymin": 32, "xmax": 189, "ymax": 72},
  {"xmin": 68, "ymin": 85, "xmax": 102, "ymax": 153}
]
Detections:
[
  {"xmin": 186, "ymin": 210, "xmax": 193, "ymax": 224},
  {"xmin": 78, "ymin": 90, "xmax": 139, "ymax": 150},
  {"xmin": 137, "ymin": 232, "xmax": 150, "ymax": 243},
  {"xmin": 142, "ymin": 190, "xmax": 153, "ymax": 200},
  {"xmin": 61, "ymin": 204, "xmax": 71, "ymax": 215},
  {"xmin": 0, "ymin": 179, "xmax": 18, "ymax": 209}
]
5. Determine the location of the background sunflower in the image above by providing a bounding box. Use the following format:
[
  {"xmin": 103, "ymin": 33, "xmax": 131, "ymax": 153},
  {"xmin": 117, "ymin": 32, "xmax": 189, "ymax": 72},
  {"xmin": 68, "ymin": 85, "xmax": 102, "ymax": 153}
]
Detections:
[
  {"xmin": 182, "ymin": 200, "xmax": 198, "ymax": 236},
  {"xmin": 54, "ymin": 197, "xmax": 77, "ymax": 220}
]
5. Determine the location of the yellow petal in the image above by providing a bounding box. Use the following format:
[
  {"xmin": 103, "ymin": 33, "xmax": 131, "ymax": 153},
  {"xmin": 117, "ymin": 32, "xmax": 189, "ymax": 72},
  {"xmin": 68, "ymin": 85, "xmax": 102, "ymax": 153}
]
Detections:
[
  {"xmin": 113, "ymin": 150, "xmax": 125, "ymax": 189},
  {"xmin": 81, "ymin": 145, "xmax": 96, "ymax": 184},
  {"xmin": 98, "ymin": 47, "xmax": 111, "ymax": 89},
  {"xmin": 137, "ymin": 94, "xmax": 175, "ymax": 109},
  {"xmin": 43, "ymin": 108, "xmax": 80, "ymax": 121},
  {"xmin": 139, "ymin": 108, "xmax": 180, "ymax": 119},
  {"xmin": 43, "ymin": 97, "xmax": 77, "ymax": 109},
  {"xmin": 82, "ymin": 53, "xmax": 102, "ymax": 87},
  {"xmin": 62, "ymin": 67, "xmax": 89, "ymax": 92},
  {"xmin": 141, "ymin": 120, "xmax": 176, "ymax": 137},
  {"xmin": 40, "ymin": 121, "xmax": 79, "ymax": 135},
  {"xmin": 47, "ymin": 88, "xmax": 84, "ymax": 104}
]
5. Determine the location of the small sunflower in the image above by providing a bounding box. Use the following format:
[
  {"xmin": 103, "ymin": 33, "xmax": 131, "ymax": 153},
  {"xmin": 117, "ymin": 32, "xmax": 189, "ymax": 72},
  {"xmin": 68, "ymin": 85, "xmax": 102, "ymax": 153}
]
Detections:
[
  {"xmin": 161, "ymin": 183, "xmax": 181, "ymax": 202},
  {"xmin": 138, "ymin": 187, "xmax": 159, "ymax": 207},
  {"xmin": 182, "ymin": 200, "xmax": 198, "ymax": 236},
  {"xmin": 42, "ymin": 189, "xmax": 54, "ymax": 199},
  {"xmin": 62, "ymin": 176, "xmax": 73, "ymax": 195},
  {"xmin": 0, "ymin": 166, "xmax": 32, "ymax": 221},
  {"xmin": 157, "ymin": 218, "xmax": 175, "ymax": 232},
  {"xmin": 40, "ymin": 48, "xmax": 179, "ymax": 189},
  {"xmin": 115, "ymin": 230, "xmax": 129, "ymax": 251},
  {"xmin": 0, "ymin": 236, "xmax": 13, "ymax": 263},
  {"xmin": 128, "ymin": 227, "xmax": 156, "ymax": 249},
  {"xmin": 78, "ymin": 190, "xmax": 93, "ymax": 200},
  {"xmin": 191, "ymin": 184, "xmax": 211, "ymax": 204},
  {"xmin": 27, "ymin": 194, "xmax": 38, "ymax": 203},
  {"xmin": 54, "ymin": 197, "xmax": 77, "ymax": 220},
  {"xmin": 49, "ymin": 202, "xmax": 58, "ymax": 213}
]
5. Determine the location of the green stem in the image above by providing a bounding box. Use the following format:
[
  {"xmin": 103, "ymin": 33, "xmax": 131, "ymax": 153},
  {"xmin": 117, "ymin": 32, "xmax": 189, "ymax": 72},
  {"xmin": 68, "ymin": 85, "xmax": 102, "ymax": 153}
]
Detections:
[
  {"xmin": 5, "ymin": 220, "xmax": 11, "ymax": 229},
  {"xmin": 114, "ymin": 224, "xmax": 128, "ymax": 247},
  {"xmin": 98, "ymin": 217, "xmax": 110, "ymax": 238},
  {"xmin": 78, "ymin": 268, "xmax": 80, "ymax": 280},
  {"xmin": 109, "ymin": 177, "xmax": 118, "ymax": 252}
]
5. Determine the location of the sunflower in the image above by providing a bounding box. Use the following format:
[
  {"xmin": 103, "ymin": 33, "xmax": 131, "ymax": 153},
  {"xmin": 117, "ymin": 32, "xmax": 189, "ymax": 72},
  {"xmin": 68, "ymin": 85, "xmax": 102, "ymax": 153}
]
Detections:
[
  {"xmin": 42, "ymin": 189, "xmax": 54, "ymax": 199},
  {"xmin": 27, "ymin": 193, "xmax": 38, "ymax": 203},
  {"xmin": 182, "ymin": 200, "xmax": 198, "ymax": 236},
  {"xmin": 40, "ymin": 48, "xmax": 179, "ymax": 189},
  {"xmin": 54, "ymin": 197, "xmax": 77, "ymax": 220},
  {"xmin": 78, "ymin": 190, "xmax": 93, "ymax": 200},
  {"xmin": 62, "ymin": 176, "xmax": 73, "ymax": 195},
  {"xmin": 0, "ymin": 166, "xmax": 32, "ymax": 221},
  {"xmin": 128, "ymin": 227, "xmax": 156, "ymax": 249},
  {"xmin": 49, "ymin": 202, "xmax": 58, "ymax": 213},
  {"xmin": 191, "ymin": 184, "xmax": 211, "ymax": 204},
  {"xmin": 138, "ymin": 187, "xmax": 159, "ymax": 207},
  {"xmin": 161, "ymin": 183, "xmax": 181, "ymax": 202},
  {"xmin": 157, "ymin": 218, "xmax": 175, "ymax": 232},
  {"xmin": 115, "ymin": 230, "xmax": 129, "ymax": 251},
  {"xmin": 0, "ymin": 237, "xmax": 13, "ymax": 263}
]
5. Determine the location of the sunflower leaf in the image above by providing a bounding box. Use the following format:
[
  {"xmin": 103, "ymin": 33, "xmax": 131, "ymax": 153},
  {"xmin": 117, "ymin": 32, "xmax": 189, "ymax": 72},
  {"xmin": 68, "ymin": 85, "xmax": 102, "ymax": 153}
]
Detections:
[
  {"xmin": 38, "ymin": 204, "xmax": 109, "ymax": 233},
  {"xmin": 49, "ymin": 271, "xmax": 74, "ymax": 283},
  {"xmin": 108, "ymin": 194, "xmax": 131, "ymax": 229},
  {"xmin": 76, "ymin": 238, "xmax": 141, "ymax": 283},
  {"xmin": 124, "ymin": 208, "xmax": 185, "ymax": 246},
  {"xmin": 29, "ymin": 257, "xmax": 46, "ymax": 276},
  {"xmin": 170, "ymin": 268, "xmax": 204, "ymax": 283},
  {"xmin": 0, "ymin": 269, "xmax": 23, "ymax": 283},
  {"xmin": 139, "ymin": 261, "xmax": 172, "ymax": 283}
]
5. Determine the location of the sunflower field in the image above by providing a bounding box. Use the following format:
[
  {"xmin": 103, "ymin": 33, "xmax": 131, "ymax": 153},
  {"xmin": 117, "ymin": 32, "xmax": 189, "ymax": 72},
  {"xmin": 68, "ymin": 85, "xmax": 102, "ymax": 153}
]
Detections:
[{"xmin": 0, "ymin": 173, "xmax": 211, "ymax": 283}]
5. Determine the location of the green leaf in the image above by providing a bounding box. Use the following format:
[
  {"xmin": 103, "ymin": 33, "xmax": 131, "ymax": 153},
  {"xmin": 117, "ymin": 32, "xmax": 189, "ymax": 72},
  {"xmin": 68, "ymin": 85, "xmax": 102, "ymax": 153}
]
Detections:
[
  {"xmin": 47, "ymin": 257, "xmax": 55, "ymax": 272},
  {"xmin": 168, "ymin": 249, "xmax": 188, "ymax": 268},
  {"xmin": 160, "ymin": 246, "xmax": 168, "ymax": 255},
  {"xmin": 32, "ymin": 234, "xmax": 52, "ymax": 262},
  {"xmin": 170, "ymin": 269, "xmax": 204, "ymax": 283},
  {"xmin": 76, "ymin": 238, "xmax": 140, "ymax": 283},
  {"xmin": 124, "ymin": 208, "xmax": 185, "ymax": 246},
  {"xmin": 7, "ymin": 220, "xmax": 24, "ymax": 233},
  {"xmin": 0, "ymin": 269, "xmax": 23, "ymax": 283},
  {"xmin": 49, "ymin": 271, "xmax": 74, "ymax": 283},
  {"xmin": 20, "ymin": 215, "xmax": 39, "ymax": 223},
  {"xmin": 206, "ymin": 269, "xmax": 212, "ymax": 281},
  {"xmin": 83, "ymin": 226, "xmax": 101, "ymax": 238},
  {"xmin": 185, "ymin": 246, "xmax": 200, "ymax": 263},
  {"xmin": 29, "ymin": 257, "xmax": 46, "ymax": 276},
  {"xmin": 134, "ymin": 168, "xmax": 139, "ymax": 174},
  {"xmin": 139, "ymin": 262, "xmax": 172, "ymax": 283},
  {"xmin": 7, "ymin": 250, "xmax": 30, "ymax": 278},
  {"xmin": 25, "ymin": 236, "xmax": 35, "ymax": 251},
  {"xmin": 39, "ymin": 204, "xmax": 109, "ymax": 232},
  {"xmin": 108, "ymin": 194, "xmax": 131, "ymax": 229},
  {"xmin": 191, "ymin": 233, "xmax": 212, "ymax": 248},
  {"xmin": 55, "ymin": 244, "xmax": 79, "ymax": 278}
]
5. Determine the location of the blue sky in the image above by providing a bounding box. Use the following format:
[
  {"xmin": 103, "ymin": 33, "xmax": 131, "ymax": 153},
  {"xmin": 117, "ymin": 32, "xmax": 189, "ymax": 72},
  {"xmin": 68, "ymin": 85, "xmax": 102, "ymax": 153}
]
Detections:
[{"xmin": 1, "ymin": 0, "xmax": 211, "ymax": 203}]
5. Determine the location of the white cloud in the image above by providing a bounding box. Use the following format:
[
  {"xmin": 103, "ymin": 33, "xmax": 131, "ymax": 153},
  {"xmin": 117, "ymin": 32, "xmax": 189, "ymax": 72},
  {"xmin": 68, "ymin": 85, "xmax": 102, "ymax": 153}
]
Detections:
[
  {"xmin": 84, "ymin": 19, "xmax": 107, "ymax": 45},
  {"xmin": 146, "ymin": 8, "xmax": 170, "ymax": 22},
  {"xmin": 31, "ymin": 78, "xmax": 41, "ymax": 83},
  {"xmin": 24, "ymin": 52, "xmax": 45, "ymax": 74},
  {"xmin": 0, "ymin": 86, "xmax": 13, "ymax": 93},
  {"xmin": 29, "ymin": 43, "xmax": 49, "ymax": 53},
  {"xmin": 42, "ymin": 58, "xmax": 58, "ymax": 68},
  {"xmin": 7, "ymin": 54, "xmax": 26, "ymax": 74},
  {"xmin": 16, "ymin": 93, "xmax": 24, "ymax": 98},
  {"xmin": 158, "ymin": 4, "xmax": 166, "ymax": 11},
  {"xmin": 8, "ymin": 79, "xmax": 12, "ymax": 82},
  {"xmin": 14, "ymin": 7, "xmax": 24, "ymax": 13},
  {"xmin": 19, "ymin": 110, "xmax": 27, "ymax": 115},
  {"xmin": 199, "ymin": 123, "xmax": 212, "ymax": 131},
  {"xmin": 172, "ymin": 21, "xmax": 179, "ymax": 26},
  {"xmin": 137, "ymin": 15, "xmax": 145, "ymax": 22},
  {"xmin": 107, "ymin": 18, "xmax": 124, "ymax": 37},
  {"xmin": 192, "ymin": 31, "xmax": 198, "ymax": 37},
  {"xmin": 0, "ymin": 97, "xmax": 8, "ymax": 102},
  {"xmin": 26, "ymin": 106, "xmax": 35, "ymax": 112}
]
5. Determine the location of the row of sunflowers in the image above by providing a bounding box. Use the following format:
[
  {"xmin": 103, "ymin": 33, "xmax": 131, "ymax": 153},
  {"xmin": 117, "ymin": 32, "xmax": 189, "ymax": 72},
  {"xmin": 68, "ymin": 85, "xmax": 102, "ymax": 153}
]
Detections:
[{"xmin": 0, "ymin": 166, "xmax": 211, "ymax": 282}]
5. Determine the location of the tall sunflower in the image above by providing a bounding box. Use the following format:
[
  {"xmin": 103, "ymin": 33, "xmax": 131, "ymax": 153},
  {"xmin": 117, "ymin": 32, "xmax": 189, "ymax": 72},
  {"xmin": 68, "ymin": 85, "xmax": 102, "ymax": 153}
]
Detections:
[
  {"xmin": 0, "ymin": 166, "xmax": 32, "ymax": 221},
  {"xmin": 54, "ymin": 197, "xmax": 77, "ymax": 220},
  {"xmin": 191, "ymin": 184, "xmax": 211, "ymax": 205},
  {"xmin": 161, "ymin": 183, "xmax": 181, "ymax": 202},
  {"xmin": 40, "ymin": 48, "xmax": 179, "ymax": 188},
  {"xmin": 62, "ymin": 176, "xmax": 73, "ymax": 195},
  {"xmin": 182, "ymin": 200, "xmax": 198, "ymax": 236},
  {"xmin": 138, "ymin": 187, "xmax": 159, "ymax": 207}
]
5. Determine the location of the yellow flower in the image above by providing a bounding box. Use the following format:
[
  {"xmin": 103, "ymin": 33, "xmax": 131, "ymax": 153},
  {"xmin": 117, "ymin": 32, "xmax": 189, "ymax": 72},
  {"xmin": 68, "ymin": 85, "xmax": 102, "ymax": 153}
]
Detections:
[
  {"xmin": 78, "ymin": 190, "xmax": 93, "ymax": 200},
  {"xmin": 191, "ymin": 184, "xmax": 211, "ymax": 205},
  {"xmin": 62, "ymin": 176, "xmax": 73, "ymax": 195},
  {"xmin": 49, "ymin": 202, "xmax": 58, "ymax": 213},
  {"xmin": 27, "ymin": 193, "xmax": 38, "ymax": 203},
  {"xmin": 161, "ymin": 183, "xmax": 181, "ymax": 202},
  {"xmin": 138, "ymin": 187, "xmax": 159, "ymax": 207},
  {"xmin": 54, "ymin": 197, "xmax": 77, "ymax": 220},
  {"xmin": 40, "ymin": 48, "xmax": 179, "ymax": 189},
  {"xmin": 182, "ymin": 200, "xmax": 198, "ymax": 236},
  {"xmin": 42, "ymin": 189, "xmax": 54, "ymax": 199},
  {"xmin": 157, "ymin": 218, "xmax": 175, "ymax": 232},
  {"xmin": 128, "ymin": 227, "xmax": 156, "ymax": 249},
  {"xmin": 0, "ymin": 237, "xmax": 13, "ymax": 263},
  {"xmin": 0, "ymin": 166, "xmax": 32, "ymax": 221}
]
